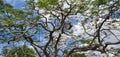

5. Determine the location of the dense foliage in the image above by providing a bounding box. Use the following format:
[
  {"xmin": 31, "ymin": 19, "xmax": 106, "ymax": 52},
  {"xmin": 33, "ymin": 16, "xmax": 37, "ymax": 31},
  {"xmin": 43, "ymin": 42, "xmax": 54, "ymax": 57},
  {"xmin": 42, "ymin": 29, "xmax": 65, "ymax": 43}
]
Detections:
[{"xmin": 1, "ymin": 45, "xmax": 36, "ymax": 57}]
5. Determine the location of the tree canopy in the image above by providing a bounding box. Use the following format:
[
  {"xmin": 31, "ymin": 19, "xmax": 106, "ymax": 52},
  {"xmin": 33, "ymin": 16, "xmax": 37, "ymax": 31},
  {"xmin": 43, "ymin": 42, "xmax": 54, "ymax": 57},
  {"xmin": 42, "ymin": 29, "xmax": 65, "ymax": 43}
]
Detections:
[
  {"xmin": 1, "ymin": 45, "xmax": 36, "ymax": 57},
  {"xmin": 0, "ymin": 0, "xmax": 120, "ymax": 57}
]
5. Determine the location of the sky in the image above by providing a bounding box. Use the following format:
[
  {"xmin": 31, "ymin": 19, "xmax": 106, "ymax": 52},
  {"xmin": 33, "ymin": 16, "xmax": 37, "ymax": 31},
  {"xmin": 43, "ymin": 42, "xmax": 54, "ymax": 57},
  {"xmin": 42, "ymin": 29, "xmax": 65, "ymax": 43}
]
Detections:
[{"xmin": 4, "ymin": 0, "xmax": 25, "ymax": 9}]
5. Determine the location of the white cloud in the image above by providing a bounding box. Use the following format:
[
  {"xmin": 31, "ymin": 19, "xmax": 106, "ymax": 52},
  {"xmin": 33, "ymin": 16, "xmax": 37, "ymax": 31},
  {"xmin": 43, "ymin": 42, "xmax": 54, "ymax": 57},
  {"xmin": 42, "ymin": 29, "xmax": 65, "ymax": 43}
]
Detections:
[
  {"xmin": 28, "ymin": 45, "xmax": 34, "ymax": 49},
  {"xmin": 72, "ymin": 23, "xmax": 84, "ymax": 36}
]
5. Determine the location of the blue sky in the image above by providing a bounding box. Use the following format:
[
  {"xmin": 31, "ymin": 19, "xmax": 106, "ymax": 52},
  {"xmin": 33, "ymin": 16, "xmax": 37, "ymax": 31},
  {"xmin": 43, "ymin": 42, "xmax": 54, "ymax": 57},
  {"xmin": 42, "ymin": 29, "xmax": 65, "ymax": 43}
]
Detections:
[{"xmin": 4, "ymin": 0, "xmax": 25, "ymax": 9}]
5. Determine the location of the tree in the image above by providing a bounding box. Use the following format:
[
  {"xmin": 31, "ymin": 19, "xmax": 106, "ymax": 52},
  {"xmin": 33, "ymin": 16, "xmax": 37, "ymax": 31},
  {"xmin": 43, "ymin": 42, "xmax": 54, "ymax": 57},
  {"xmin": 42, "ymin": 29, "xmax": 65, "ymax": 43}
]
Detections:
[
  {"xmin": 1, "ymin": 45, "xmax": 36, "ymax": 57},
  {"xmin": 0, "ymin": 0, "xmax": 120, "ymax": 57}
]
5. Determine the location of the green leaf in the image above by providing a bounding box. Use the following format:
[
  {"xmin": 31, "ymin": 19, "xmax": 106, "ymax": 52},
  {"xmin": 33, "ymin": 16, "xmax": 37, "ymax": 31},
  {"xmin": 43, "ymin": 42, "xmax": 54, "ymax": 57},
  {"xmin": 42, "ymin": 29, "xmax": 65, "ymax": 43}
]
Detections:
[
  {"xmin": 81, "ymin": 18, "xmax": 89, "ymax": 24},
  {"xmin": 91, "ymin": 9, "xmax": 98, "ymax": 15},
  {"xmin": 3, "ymin": 18, "xmax": 14, "ymax": 25},
  {"xmin": 48, "ymin": 0, "xmax": 58, "ymax": 5},
  {"xmin": 93, "ymin": 0, "xmax": 109, "ymax": 6},
  {"xmin": 2, "ymin": 45, "xmax": 36, "ymax": 57},
  {"xmin": 0, "ymin": 0, "xmax": 3, "ymax": 5},
  {"xmin": 71, "ymin": 53, "xmax": 86, "ymax": 57},
  {"xmin": 64, "ymin": 8, "xmax": 69, "ymax": 12},
  {"xmin": 4, "ymin": 3, "xmax": 13, "ymax": 8},
  {"xmin": 80, "ymin": 38, "xmax": 93, "ymax": 44},
  {"xmin": 118, "ymin": 0, "xmax": 120, "ymax": 5},
  {"xmin": 34, "ymin": 16, "xmax": 41, "ymax": 20},
  {"xmin": 37, "ymin": 0, "xmax": 58, "ymax": 9},
  {"xmin": 37, "ymin": 0, "xmax": 49, "ymax": 8},
  {"xmin": 1, "ymin": 46, "xmax": 9, "ymax": 56},
  {"xmin": 64, "ymin": 50, "xmax": 68, "ymax": 54}
]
